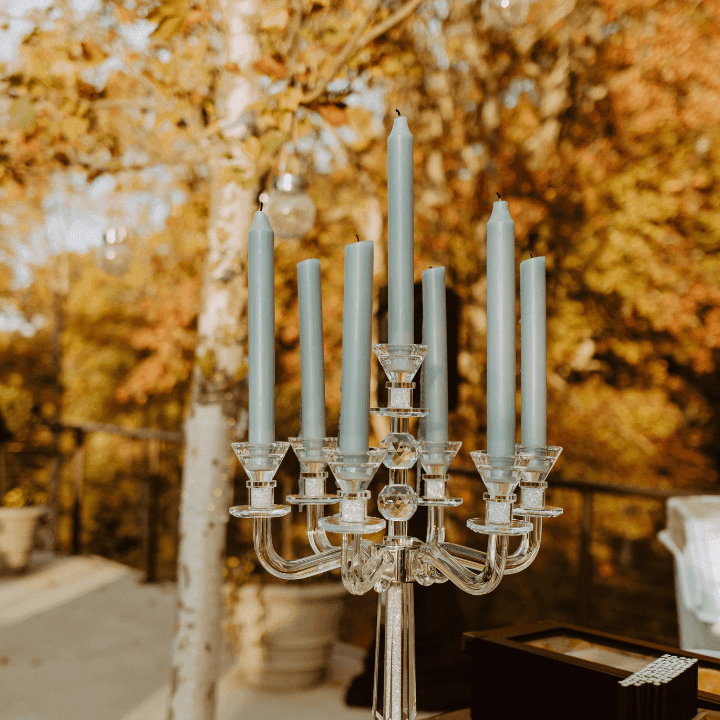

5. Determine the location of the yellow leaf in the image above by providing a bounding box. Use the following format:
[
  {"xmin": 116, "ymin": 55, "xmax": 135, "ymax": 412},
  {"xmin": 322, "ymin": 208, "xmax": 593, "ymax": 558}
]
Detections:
[
  {"xmin": 243, "ymin": 136, "xmax": 262, "ymax": 159},
  {"xmin": 61, "ymin": 116, "xmax": 88, "ymax": 141},
  {"xmin": 277, "ymin": 87, "xmax": 304, "ymax": 112},
  {"xmin": 8, "ymin": 97, "xmax": 36, "ymax": 131},
  {"xmin": 260, "ymin": 8, "xmax": 289, "ymax": 30}
]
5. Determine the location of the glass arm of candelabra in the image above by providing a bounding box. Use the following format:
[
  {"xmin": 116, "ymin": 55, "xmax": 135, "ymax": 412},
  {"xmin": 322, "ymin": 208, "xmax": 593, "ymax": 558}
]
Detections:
[
  {"xmin": 429, "ymin": 520, "xmax": 544, "ymax": 571},
  {"xmin": 252, "ymin": 517, "xmax": 341, "ymax": 579},
  {"xmin": 306, "ymin": 504, "xmax": 338, "ymax": 553},
  {"xmin": 416, "ymin": 534, "xmax": 509, "ymax": 595},
  {"xmin": 341, "ymin": 533, "xmax": 393, "ymax": 596},
  {"xmin": 305, "ymin": 504, "xmax": 375, "ymax": 558}
]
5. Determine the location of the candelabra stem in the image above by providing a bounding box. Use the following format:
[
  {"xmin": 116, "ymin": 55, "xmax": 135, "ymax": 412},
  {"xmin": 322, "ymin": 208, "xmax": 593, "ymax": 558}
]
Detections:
[{"xmin": 373, "ymin": 582, "xmax": 416, "ymax": 720}]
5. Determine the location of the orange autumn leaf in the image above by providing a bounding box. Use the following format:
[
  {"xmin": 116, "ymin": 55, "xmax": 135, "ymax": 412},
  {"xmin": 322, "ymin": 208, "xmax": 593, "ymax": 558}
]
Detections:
[
  {"xmin": 252, "ymin": 55, "xmax": 287, "ymax": 80},
  {"xmin": 317, "ymin": 104, "xmax": 348, "ymax": 126}
]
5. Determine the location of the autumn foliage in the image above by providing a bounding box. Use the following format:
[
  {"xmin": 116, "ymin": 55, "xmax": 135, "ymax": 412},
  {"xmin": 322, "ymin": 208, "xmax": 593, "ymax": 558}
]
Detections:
[{"xmin": 0, "ymin": 0, "xmax": 718, "ymax": 636}]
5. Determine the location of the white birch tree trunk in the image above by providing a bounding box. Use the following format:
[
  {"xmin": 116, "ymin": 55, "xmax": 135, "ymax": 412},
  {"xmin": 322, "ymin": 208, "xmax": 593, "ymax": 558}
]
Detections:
[{"xmin": 168, "ymin": 1, "xmax": 260, "ymax": 718}]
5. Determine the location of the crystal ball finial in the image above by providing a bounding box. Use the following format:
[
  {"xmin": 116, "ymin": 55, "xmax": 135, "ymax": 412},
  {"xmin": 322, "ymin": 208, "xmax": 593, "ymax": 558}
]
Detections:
[
  {"xmin": 381, "ymin": 433, "xmax": 418, "ymax": 470},
  {"xmin": 377, "ymin": 484, "xmax": 418, "ymax": 521}
]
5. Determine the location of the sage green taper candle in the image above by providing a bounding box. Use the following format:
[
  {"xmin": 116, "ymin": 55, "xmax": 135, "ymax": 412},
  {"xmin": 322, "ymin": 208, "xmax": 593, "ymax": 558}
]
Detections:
[
  {"xmin": 486, "ymin": 200, "xmax": 516, "ymax": 457},
  {"xmin": 248, "ymin": 209, "xmax": 275, "ymax": 445},
  {"xmin": 520, "ymin": 256, "xmax": 547, "ymax": 447},
  {"xmin": 297, "ymin": 258, "xmax": 326, "ymax": 441},
  {"xmin": 387, "ymin": 115, "xmax": 414, "ymax": 346},
  {"xmin": 339, "ymin": 240, "xmax": 375, "ymax": 453},
  {"xmin": 422, "ymin": 266, "xmax": 449, "ymax": 443}
]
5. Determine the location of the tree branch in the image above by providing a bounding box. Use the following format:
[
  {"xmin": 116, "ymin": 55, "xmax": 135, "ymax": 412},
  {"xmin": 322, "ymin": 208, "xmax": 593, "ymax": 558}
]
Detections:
[
  {"xmin": 360, "ymin": 0, "xmax": 427, "ymax": 46},
  {"xmin": 299, "ymin": 0, "xmax": 427, "ymax": 107},
  {"xmin": 301, "ymin": 0, "xmax": 382, "ymax": 105}
]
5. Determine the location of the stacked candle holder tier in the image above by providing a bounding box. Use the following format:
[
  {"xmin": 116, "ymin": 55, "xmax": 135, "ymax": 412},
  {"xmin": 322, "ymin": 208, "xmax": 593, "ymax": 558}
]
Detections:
[{"xmin": 230, "ymin": 344, "xmax": 563, "ymax": 720}]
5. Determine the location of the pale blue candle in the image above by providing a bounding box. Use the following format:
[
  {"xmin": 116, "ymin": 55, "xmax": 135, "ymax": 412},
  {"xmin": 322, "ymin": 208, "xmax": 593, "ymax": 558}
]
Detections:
[
  {"xmin": 486, "ymin": 200, "xmax": 516, "ymax": 457},
  {"xmin": 387, "ymin": 115, "xmax": 414, "ymax": 346},
  {"xmin": 520, "ymin": 256, "xmax": 547, "ymax": 448},
  {"xmin": 248, "ymin": 209, "xmax": 275, "ymax": 445},
  {"xmin": 339, "ymin": 241, "xmax": 375, "ymax": 453},
  {"xmin": 297, "ymin": 258, "xmax": 326, "ymax": 441},
  {"xmin": 422, "ymin": 267, "xmax": 448, "ymax": 443}
]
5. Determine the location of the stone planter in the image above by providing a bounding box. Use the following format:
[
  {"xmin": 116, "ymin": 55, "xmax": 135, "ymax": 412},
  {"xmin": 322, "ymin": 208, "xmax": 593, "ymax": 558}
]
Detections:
[
  {"xmin": 226, "ymin": 581, "xmax": 347, "ymax": 691},
  {"xmin": 0, "ymin": 505, "xmax": 47, "ymax": 574}
]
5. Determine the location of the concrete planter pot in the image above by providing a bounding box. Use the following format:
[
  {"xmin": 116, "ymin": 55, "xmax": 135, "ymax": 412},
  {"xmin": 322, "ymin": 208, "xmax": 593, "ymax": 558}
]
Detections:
[
  {"xmin": 226, "ymin": 581, "xmax": 347, "ymax": 691},
  {"xmin": 0, "ymin": 505, "xmax": 46, "ymax": 574}
]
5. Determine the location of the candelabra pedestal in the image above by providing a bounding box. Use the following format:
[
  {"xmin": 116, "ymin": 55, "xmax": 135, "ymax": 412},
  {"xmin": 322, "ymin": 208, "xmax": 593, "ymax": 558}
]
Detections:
[{"xmin": 230, "ymin": 345, "xmax": 563, "ymax": 720}]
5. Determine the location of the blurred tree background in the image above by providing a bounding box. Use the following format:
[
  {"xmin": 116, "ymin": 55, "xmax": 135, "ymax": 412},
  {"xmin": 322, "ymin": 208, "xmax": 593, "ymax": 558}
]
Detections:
[{"xmin": 0, "ymin": 0, "xmax": 719, "ymax": 646}]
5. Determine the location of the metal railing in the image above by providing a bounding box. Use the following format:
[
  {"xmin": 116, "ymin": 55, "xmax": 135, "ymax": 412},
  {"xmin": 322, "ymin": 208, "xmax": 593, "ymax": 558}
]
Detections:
[
  {"xmin": 52, "ymin": 422, "xmax": 184, "ymax": 582},
  {"xmin": 449, "ymin": 465, "xmax": 720, "ymax": 627}
]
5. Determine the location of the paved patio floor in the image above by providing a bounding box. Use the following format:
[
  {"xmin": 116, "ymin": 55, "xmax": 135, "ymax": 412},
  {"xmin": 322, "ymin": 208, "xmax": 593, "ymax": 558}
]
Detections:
[{"xmin": 0, "ymin": 553, "xmax": 429, "ymax": 720}]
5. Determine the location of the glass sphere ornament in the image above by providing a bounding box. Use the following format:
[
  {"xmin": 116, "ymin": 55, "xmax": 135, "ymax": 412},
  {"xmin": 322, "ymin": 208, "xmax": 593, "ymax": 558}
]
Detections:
[
  {"xmin": 265, "ymin": 174, "xmax": 316, "ymax": 240},
  {"xmin": 481, "ymin": 0, "xmax": 529, "ymax": 29},
  {"xmin": 96, "ymin": 226, "xmax": 133, "ymax": 276}
]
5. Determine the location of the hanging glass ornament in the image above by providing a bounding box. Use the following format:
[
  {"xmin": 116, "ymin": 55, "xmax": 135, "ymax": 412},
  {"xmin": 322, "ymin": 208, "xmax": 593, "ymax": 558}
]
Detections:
[
  {"xmin": 95, "ymin": 226, "xmax": 133, "ymax": 276},
  {"xmin": 482, "ymin": 0, "xmax": 530, "ymax": 29},
  {"xmin": 265, "ymin": 174, "xmax": 316, "ymax": 240}
]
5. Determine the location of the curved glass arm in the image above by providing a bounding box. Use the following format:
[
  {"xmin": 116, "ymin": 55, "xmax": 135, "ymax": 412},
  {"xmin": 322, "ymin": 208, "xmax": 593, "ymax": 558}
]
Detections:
[
  {"xmin": 306, "ymin": 505, "xmax": 338, "ymax": 553},
  {"xmin": 503, "ymin": 516, "xmax": 542, "ymax": 574},
  {"xmin": 306, "ymin": 504, "xmax": 377, "ymax": 557},
  {"xmin": 418, "ymin": 535, "xmax": 509, "ymax": 595},
  {"xmin": 253, "ymin": 517, "xmax": 341, "ymax": 579},
  {"xmin": 425, "ymin": 506, "xmax": 445, "ymax": 544},
  {"xmin": 431, "ymin": 520, "xmax": 543, "ymax": 572},
  {"xmin": 341, "ymin": 534, "xmax": 393, "ymax": 596}
]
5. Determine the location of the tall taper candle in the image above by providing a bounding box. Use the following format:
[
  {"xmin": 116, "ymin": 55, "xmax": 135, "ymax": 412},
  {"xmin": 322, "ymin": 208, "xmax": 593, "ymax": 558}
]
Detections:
[
  {"xmin": 339, "ymin": 240, "xmax": 375, "ymax": 452},
  {"xmin": 422, "ymin": 267, "xmax": 449, "ymax": 443},
  {"xmin": 387, "ymin": 115, "xmax": 414, "ymax": 345},
  {"xmin": 520, "ymin": 256, "xmax": 547, "ymax": 447},
  {"xmin": 297, "ymin": 258, "xmax": 326, "ymax": 440},
  {"xmin": 486, "ymin": 200, "xmax": 516, "ymax": 457},
  {"xmin": 248, "ymin": 209, "xmax": 275, "ymax": 445}
]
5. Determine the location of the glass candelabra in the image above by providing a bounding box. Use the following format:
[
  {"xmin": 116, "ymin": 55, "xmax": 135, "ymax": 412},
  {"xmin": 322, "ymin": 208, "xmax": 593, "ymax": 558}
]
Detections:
[{"xmin": 230, "ymin": 343, "xmax": 562, "ymax": 720}]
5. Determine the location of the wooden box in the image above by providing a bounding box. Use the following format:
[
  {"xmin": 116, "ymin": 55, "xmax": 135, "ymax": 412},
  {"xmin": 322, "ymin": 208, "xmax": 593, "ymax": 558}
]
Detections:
[{"xmin": 462, "ymin": 621, "xmax": 720, "ymax": 720}]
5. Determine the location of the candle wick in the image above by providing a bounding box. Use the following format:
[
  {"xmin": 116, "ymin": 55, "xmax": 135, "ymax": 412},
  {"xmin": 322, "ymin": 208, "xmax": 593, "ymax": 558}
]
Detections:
[
  {"xmin": 259, "ymin": 201, "xmax": 263, "ymax": 211},
  {"xmin": 530, "ymin": 252, "xmax": 533, "ymax": 258},
  {"xmin": 395, "ymin": 109, "xmax": 401, "ymax": 116},
  {"xmin": 496, "ymin": 192, "xmax": 501, "ymax": 201},
  {"xmin": 356, "ymin": 234, "xmax": 359, "ymax": 242}
]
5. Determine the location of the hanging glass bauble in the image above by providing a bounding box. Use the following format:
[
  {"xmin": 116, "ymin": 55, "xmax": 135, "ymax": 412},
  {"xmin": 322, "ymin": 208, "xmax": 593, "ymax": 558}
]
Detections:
[
  {"xmin": 265, "ymin": 174, "xmax": 316, "ymax": 240},
  {"xmin": 95, "ymin": 226, "xmax": 133, "ymax": 276},
  {"xmin": 482, "ymin": 0, "xmax": 530, "ymax": 29}
]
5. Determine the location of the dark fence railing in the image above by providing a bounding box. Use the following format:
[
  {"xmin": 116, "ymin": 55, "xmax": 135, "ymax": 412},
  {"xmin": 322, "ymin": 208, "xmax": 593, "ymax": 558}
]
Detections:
[
  {"xmin": 449, "ymin": 465, "xmax": 720, "ymax": 628},
  {"xmin": 48, "ymin": 422, "xmax": 184, "ymax": 582}
]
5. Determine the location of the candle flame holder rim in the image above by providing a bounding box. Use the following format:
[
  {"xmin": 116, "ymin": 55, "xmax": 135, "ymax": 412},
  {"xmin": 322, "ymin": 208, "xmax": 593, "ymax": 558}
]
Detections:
[
  {"xmin": 470, "ymin": 451, "xmax": 532, "ymax": 470},
  {"xmin": 417, "ymin": 439, "xmax": 462, "ymax": 475},
  {"xmin": 370, "ymin": 406, "xmax": 428, "ymax": 418},
  {"xmin": 466, "ymin": 516, "xmax": 533, "ymax": 536},
  {"xmin": 229, "ymin": 504, "xmax": 292, "ymax": 519}
]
